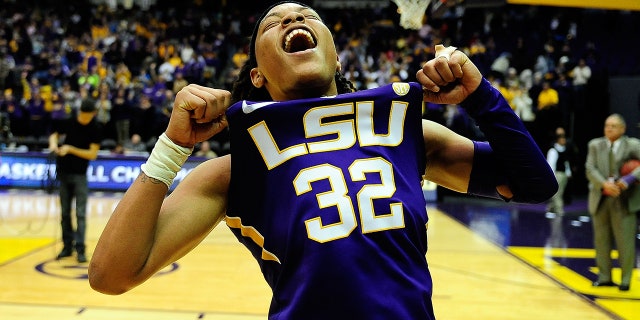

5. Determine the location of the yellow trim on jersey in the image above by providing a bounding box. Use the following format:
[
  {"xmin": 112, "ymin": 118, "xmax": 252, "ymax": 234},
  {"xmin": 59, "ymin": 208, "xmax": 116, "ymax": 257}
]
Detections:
[{"xmin": 225, "ymin": 216, "xmax": 281, "ymax": 263}]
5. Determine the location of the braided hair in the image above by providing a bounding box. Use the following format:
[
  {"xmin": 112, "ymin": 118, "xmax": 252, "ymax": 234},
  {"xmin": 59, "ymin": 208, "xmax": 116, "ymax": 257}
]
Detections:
[{"xmin": 230, "ymin": 1, "xmax": 356, "ymax": 104}]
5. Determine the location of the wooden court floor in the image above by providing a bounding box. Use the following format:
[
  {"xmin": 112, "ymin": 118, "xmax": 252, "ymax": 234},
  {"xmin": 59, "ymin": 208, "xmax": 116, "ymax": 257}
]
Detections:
[{"xmin": 0, "ymin": 188, "xmax": 636, "ymax": 319}]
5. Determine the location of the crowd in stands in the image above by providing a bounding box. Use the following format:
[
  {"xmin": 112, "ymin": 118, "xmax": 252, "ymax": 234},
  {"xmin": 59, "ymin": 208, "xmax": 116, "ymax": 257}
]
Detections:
[{"xmin": 0, "ymin": 0, "xmax": 639, "ymax": 163}]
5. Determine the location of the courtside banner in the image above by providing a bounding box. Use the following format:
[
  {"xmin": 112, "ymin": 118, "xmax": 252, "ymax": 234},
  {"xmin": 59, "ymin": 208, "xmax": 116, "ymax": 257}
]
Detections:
[{"xmin": 0, "ymin": 152, "xmax": 202, "ymax": 191}]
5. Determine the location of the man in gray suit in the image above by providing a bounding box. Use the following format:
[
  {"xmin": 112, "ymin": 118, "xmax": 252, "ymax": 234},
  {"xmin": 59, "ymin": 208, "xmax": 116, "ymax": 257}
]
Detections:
[{"xmin": 585, "ymin": 113, "xmax": 640, "ymax": 291}]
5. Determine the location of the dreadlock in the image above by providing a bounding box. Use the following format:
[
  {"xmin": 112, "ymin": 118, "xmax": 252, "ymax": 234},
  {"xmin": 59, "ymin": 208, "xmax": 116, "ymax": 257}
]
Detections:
[
  {"xmin": 230, "ymin": 61, "xmax": 271, "ymax": 104},
  {"xmin": 335, "ymin": 71, "xmax": 357, "ymax": 95}
]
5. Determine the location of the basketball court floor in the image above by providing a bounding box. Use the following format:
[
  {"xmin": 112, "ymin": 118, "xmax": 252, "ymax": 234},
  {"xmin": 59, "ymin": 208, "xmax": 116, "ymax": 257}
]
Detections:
[{"xmin": 0, "ymin": 187, "xmax": 638, "ymax": 319}]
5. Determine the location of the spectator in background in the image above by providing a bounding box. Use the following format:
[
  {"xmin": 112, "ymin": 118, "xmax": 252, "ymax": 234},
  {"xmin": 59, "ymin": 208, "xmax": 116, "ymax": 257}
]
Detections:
[
  {"xmin": 537, "ymin": 81, "xmax": 560, "ymax": 113},
  {"xmin": 131, "ymin": 95, "xmax": 157, "ymax": 144},
  {"xmin": 490, "ymin": 52, "xmax": 511, "ymax": 79},
  {"xmin": 571, "ymin": 58, "xmax": 592, "ymax": 89},
  {"xmin": 570, "ymin": 57, "xmax": 591, "ymax": 115},
  {"xmin": 510, "ymin": 83, "xmax": 535, "ymax": 135},
  {"xmin": 0, "ymin": 49, "xmax": 16, "ymax": 92},
  {"xmin": 546, "ymin": 127, "xmax": 572, "ymax": 216},
  {"xmin": 48, "ymin": 98, "xmax": 103, "ymax": 263},
  {"xmin": 534, "ymin": 80, "xmax": 560, "ymax": 148},
  {"xmin": 50, "ymin": 92, "xmax": 71, "ymax": 130},
  {"xmin": 534, "ymin": 43, "xmax": 556, "ymax": 77},
  {"xmin": 94, "ymin": 83, "xmax": 112, "ymax": 138},
  {"xmin": 1, "ymin": 89, "xmax": 27, "ymax": 137},
  {"xmin": 59, "ymin": 81, "xmax": 81, "ymax": 116},
  {"xmin": 172, "ymin": 71, "xmax": 189, "ymax": 94},
  {"xmin": 123, "ymin": 133, "xmax": 147, "ymax": 153},
  {"xmin": 114, "ymin": 62, "xmax": 132, "ymax": 88},
  {"xmin": 194, "ymin": 140, "xmax": 218, "ymax": 159},
  {"xmin": 110, "ymin": 86, "xmax": 133, "ymax": 146},
  {"xmin": 25, "ymin": 87, "xmax": 48, "ymax": 141}
]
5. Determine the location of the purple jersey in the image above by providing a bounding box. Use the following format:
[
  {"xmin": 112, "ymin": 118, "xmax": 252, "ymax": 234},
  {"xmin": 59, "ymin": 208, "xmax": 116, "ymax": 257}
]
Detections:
[{"xmin": 225, "ymin": 82, "xmax": 433, "ymax": 319}]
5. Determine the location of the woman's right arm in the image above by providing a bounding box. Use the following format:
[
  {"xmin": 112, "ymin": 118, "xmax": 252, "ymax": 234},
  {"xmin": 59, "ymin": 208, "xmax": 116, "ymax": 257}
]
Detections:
[
  {"xmin": 88, "ymin": 156, "xmax": 230, "ymax": 294},
  {"xmin": 89, "ymin": 84, "xmax": 232, "ymax": 294}
]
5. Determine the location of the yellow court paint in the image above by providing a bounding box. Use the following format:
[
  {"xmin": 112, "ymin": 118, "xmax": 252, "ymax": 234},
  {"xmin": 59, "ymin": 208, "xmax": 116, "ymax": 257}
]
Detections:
[
  {"xmin": 0, "ymin": 238, "xmax": 54, "ymax": 264},
  {"xmin": 596, "ymin": 298, "xmax": 640, "ymax": 320},
  {"xmin": 509, "ymin": 246, "xmax": 640, "ymax": 319}
]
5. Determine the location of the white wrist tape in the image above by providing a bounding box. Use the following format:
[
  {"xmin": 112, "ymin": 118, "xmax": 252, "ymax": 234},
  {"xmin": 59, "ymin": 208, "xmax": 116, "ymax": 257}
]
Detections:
[
  {"xmin": 141, "ymin": 133, "xmax": 193, "ymax": 187},
  {"xmin": 435, "ymin": 44, "xmax": 457, "ymax": 61}
]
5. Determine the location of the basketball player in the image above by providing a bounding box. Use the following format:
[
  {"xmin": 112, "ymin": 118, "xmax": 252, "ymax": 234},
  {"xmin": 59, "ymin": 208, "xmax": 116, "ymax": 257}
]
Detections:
[{"xmin": 89, "ymin": 2, "xmax": 558, "ymax": 319}]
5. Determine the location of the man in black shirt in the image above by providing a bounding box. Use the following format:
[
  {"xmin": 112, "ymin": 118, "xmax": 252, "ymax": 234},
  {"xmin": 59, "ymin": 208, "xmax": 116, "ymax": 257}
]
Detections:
[{"xmin": 48, "ymin": 98, "xmax": 102, "ymax": 263}]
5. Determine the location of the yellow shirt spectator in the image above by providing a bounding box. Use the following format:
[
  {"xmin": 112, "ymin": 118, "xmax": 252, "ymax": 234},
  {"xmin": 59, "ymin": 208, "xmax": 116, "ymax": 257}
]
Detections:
[{"xmin": 537, "ymin": 82, "xmax": 559, "ymax": 110}]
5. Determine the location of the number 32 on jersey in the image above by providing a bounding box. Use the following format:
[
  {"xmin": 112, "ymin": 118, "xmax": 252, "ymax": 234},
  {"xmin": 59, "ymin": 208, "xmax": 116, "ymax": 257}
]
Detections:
[{"xmin": 251, "ymin": 100, "xmax": 410, "ymax": 243}]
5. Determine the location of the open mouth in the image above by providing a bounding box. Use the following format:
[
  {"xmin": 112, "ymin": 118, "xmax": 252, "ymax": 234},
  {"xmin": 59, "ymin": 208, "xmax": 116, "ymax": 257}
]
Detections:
[{"xmin": 283, "ymin": 28, "xmax": 316, "ymax": 53}]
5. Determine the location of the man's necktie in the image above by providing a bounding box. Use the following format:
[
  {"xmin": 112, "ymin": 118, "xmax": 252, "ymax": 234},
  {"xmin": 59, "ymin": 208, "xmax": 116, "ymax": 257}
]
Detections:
[{"xmin": 609, "ymin": 144, "xmax": 615, "ymax": 177}]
